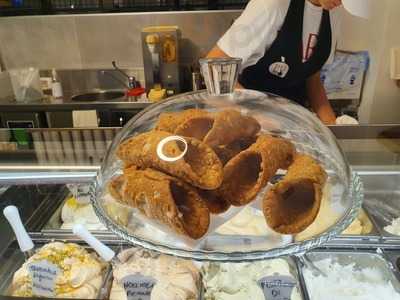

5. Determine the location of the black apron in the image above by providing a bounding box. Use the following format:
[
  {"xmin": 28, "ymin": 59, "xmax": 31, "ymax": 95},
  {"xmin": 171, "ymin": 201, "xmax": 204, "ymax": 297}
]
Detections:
[{"xmin": 238, "ymin": 0, "xmax": 332, "ymax": 106}]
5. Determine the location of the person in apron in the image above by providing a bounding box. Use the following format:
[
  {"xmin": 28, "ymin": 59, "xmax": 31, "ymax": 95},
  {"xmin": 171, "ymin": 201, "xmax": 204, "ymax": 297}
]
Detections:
[{"xmin": 207, "ymin": 0, "xmax": 342, "ymax": 124}]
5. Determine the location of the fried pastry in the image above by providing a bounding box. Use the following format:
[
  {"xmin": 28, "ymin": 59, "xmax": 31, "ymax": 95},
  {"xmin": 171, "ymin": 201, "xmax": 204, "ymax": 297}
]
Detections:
[
  {"xmin": 117, "ymin": 131, "xmax": 223, "ymax": 190},
  {"xmin": 197, "ymin": 190, "xmax": 231, "ymax": 214},
  {"xmin": 213, "ymin": 136, "xmax": 258, "ymax": 165},
  {"xmin": 219, "ymin": 135, "xmax": 296, "ymax": 206},
  {"xmin": 155, "ymin": 109, "xmax": 209, "ymax": 133},
  {"xmin": 263, "ymin": 154, "xmax": 327, "ymax": 234},
  {"xmin": 109, "ymin": 167, "xmax": 210, "ymax": 239},
  {"xmin": 175, "ymin": 109, "xmax": 261, "ymax": 148}
]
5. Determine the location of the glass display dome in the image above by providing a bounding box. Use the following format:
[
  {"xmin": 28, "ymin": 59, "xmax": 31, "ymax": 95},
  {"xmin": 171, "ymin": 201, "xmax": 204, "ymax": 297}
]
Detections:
[{"xmin": 91, "ymin": 89, "xmax": 363, "ymax": 261}]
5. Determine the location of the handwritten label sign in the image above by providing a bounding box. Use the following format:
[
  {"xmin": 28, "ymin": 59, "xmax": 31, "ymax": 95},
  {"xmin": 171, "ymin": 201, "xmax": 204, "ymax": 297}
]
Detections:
[
  {"xmin": 258, "ymin": 275, "xmax": 296, "ymax": 300},
  {"xmin": 122, "ymin": 274, "xmax": 157, "ymax": 300},
  {"xmin": 28, "ymin": 260, "xmax": 60, "ymax": 297}
]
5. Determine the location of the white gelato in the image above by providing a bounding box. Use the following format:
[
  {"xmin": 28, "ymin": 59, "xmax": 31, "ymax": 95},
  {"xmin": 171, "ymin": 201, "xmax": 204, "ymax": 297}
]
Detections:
[
  {"xmin": 61, "ymin": 197, "xmax": 106, "ymax": 230},
  {"xmin": 342, "ymin": 209, "xmax": 373, "ymax": 235},
  {"xmin": 303, "ymin": 258, "xmax": 400, "ymax": 300},
  {"xmin": 210, "ymin": 206, "xmax": 292, "ymax": 252},
  {"xmin": 384, "ymin": 217, "xmax": 400, "ymax": 235},
  {"xmin": 203, "ymin": 259, "xmax": 301, "ymax": 300},
  {"xmin": 11, "ymin": 242, "xmax": 107, "ymax": 298},
  {"xmin": 216, "ymin": 206, "xmax": 268, "ymax": 236},
  {"xmin": 60, "ymin": 196, "xmax": 131, "ymax": 231},
  {"xmin": 110, "ymin": 248, "xmax": 200, "ymax": 300}
]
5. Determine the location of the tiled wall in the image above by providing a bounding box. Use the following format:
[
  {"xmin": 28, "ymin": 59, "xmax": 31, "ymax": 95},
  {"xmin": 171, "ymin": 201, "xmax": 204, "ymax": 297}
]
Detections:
[
  {"xmin": 0, "ymin": 11, "xmax": 240, "ymax": 70},
  {"xmin": 0, "ymin": 71, "xmax": 13, "ymax": 101}
]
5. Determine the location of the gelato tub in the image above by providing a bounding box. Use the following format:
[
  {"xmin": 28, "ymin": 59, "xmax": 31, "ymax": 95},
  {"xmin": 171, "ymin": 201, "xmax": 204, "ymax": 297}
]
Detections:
[
  {"xmin": 300, "ymin": 251, "xmax": 400, "ymax": 300},
  {"xmin": 110, "ymin": 248, "xmax": 201, "ymax": 300},
  {"xmin": 0, "ymin": 241, "xmax": 110, "ymax": 299},
  {"xmin": 362, "ymin": 172, "xmax": 400, "ymax": 238},
  {"xmin": 202, "ymin": 258, "xmax": 303, "ymax": 300}
]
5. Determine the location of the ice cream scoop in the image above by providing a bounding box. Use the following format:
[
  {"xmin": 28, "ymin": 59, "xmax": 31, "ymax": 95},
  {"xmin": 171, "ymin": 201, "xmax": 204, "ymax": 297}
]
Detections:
[
  {"xmin": 3, "ymin": 205, "xmax": 34, "ymax": 258},
  {"xmin": 73, "ymin": 224, "xmax": 116, "ymax": 263}
]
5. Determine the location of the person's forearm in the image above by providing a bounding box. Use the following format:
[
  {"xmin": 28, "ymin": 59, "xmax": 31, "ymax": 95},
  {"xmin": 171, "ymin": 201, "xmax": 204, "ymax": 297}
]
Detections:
[{"xmin": 306, "ymin": 72, "xmax": 336, "ymax": 125}]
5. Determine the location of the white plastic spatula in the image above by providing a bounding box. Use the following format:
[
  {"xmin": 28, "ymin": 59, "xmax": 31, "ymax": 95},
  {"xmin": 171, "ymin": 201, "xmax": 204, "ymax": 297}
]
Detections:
[
  {"xmin": 73, "ymin": 224, "xmax": 116, "ymax": 263},
  {"xmin": 3, "ymin": 205, "xmax": 35, "ymax": 258},
  {"xmin": 73, "ymin": 224, "xmax": 116, "ymax": 300}
]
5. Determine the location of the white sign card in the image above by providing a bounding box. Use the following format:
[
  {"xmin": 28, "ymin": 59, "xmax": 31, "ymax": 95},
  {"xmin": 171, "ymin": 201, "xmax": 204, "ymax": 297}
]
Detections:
[
  {"xmin": 28, "ymin": 260, "xmax": 60, "ymax": 297},
  {"xmin": 122, "ymin": 274, "xmax": 157, "ymax": 300},
  {"xmin": 258, "ymin": 275, "xmax": 297, "ymax": 300}
]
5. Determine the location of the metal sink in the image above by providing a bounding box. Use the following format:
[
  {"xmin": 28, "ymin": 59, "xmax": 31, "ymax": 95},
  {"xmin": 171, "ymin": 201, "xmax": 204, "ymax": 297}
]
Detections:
[{"xmin": 71, "ymin": 90, "xmax": 125, "ymax": 102}]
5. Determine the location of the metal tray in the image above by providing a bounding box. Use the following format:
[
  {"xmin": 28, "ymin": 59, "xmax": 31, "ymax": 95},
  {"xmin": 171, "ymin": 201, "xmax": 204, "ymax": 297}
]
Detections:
[
  {"xmin": 297, "ymin": 249, "xmax": 400, "ymax": 300},
  {"xmin": 109, "ymin": 245, "xmax": 203, "ymax": 300},
  {"xmin": 362, "ymin": 172, "xmax": 400, "ymax": 239},
  {"xmin": 2, "ymin": 231, "xmax": 400, "ymax": 300},
  {"xmin": 201, "ymin": 256, "xmax": 305, "ymax": 300},
  {"xmin": 0, "ymin": 234, "xmax": 203, "ymax": 300}
]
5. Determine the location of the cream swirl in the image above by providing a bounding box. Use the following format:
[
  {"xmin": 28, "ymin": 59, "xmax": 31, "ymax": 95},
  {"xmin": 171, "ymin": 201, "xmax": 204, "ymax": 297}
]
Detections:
[{"xmin": 11, "ymin": 242, "xmax": 106, "ymax": 299}]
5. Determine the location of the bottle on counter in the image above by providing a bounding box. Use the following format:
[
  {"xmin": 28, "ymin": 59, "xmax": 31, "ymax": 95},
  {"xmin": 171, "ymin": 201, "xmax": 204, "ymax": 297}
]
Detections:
[{"xmin": 51, "ymin": 69, "xmax": 63, "ymax": 99}]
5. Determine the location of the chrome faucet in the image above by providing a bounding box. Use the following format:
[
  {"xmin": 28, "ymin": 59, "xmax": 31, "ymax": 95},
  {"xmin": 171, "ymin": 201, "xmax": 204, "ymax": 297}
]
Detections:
[
  {"xmin": 112, "ymin": 61, "xmax": 139, "ymax": 89},
  {"xmin": 101, "ymin": 61, "xmax": 140, "ymax": 89}
]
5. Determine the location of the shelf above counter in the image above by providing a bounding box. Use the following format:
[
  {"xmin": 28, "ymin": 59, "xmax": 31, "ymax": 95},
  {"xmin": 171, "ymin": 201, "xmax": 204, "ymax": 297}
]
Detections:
[{"xmin": 0, "ymin": 98, "xmax": 152, "ymax": 112}]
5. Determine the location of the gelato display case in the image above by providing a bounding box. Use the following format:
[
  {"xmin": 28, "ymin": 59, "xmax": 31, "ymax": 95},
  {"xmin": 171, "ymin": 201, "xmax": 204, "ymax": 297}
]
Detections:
[{"xmin": 0, "ymin": 118, "xmax": 399, "ymax": 298}]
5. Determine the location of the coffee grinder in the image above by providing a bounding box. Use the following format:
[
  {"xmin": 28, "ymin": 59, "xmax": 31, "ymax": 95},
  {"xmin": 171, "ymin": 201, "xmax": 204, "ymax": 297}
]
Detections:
[{"xmin": 141, "ymin": 26, "xmax": 181, "ymax": 101}]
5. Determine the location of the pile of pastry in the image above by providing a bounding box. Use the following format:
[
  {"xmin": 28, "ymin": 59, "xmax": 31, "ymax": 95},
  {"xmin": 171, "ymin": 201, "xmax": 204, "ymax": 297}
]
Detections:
[{"xmin": 109, "ymin": 109, "xmax": 327, "ymax": 239}]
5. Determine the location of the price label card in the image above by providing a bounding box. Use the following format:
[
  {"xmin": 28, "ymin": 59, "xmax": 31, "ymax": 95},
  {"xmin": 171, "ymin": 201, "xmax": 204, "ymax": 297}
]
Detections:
[
  {"xmin": 28, "ymin": 260, "xmax": 60, "ymax": 297},
  {"xmin": 122, "ymin": 274, "xmax": 157, "ymax": 300},
  {"xmin": 258, "ymin": 275, "xmax": 297, "ymax": 300}
]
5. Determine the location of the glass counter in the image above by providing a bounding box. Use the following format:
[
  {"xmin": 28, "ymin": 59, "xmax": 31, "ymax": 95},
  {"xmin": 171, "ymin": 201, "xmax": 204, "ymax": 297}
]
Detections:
[{"xmin": 0, "ymin": 125, "xmax": 399, "ymax": 299}]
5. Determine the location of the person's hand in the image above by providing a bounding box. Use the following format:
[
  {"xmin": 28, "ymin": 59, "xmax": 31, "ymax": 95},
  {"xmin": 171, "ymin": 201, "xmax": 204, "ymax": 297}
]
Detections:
[
  {"xmin": 316, "ymin": 0, "xmax": 342, "ymax": 10},
  {"xmin": 320, "ymin": 114, "xmax": 337, "ymax": 125}
]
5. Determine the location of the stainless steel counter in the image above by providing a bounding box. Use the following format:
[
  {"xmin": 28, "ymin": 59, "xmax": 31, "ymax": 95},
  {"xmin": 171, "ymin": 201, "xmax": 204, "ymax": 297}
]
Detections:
[
  {"xmin": 0, "ymin": 98, "xmax": 152, "ymax": 112},
  {"xmin": 0, "ymin": 68, "xmax": 154, "ymax": 113}
]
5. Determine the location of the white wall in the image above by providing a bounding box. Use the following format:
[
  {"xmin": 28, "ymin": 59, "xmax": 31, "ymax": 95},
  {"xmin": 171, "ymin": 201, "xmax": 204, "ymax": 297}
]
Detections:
[
  {"xmin": 0, "ymin": 11, "xmax": 240, "ymax": 70},
  {"xmin": 1, "ymin": 6, "xmax": 400, "ymax": 123},
  {"xmin": 339, "ymin": 0, "xmax": 400, "ymax": 124},
  {"xmin": 368, "ymin": 0, "xmax": 400, "ymax": 123}
]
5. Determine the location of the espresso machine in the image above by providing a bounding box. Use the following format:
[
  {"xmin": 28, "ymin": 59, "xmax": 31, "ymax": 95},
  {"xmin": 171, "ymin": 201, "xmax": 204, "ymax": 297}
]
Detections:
[{"xmin": 141, "ymin": 26, "xmax": 181, "ymax": 101}]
